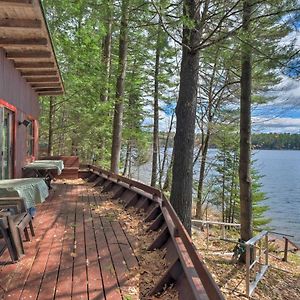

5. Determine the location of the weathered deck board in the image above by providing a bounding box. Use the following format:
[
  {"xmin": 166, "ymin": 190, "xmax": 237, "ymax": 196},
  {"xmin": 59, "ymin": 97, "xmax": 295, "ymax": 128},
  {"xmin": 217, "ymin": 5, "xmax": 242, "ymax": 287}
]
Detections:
[
  {"xmin": 72, "ymin": 185, "xmax": 89, "ymax": 300},
  {"xmin": 38, "ymin": 184, "xmax": 70, "ymax": 300},
  {"xmin": 55, "ymin": 184, "xmax": 77, "ymax": 300},
  {"xmin": 82, "ymin": 193, "xmax": 104, "ymax": 300},
  {"xmin": 0, "ymin": 181, "xmax": 139, "ymax": 300},
  {"xmin": 89, "ymin": 191, "xmax": 122, "ymax": 300}
]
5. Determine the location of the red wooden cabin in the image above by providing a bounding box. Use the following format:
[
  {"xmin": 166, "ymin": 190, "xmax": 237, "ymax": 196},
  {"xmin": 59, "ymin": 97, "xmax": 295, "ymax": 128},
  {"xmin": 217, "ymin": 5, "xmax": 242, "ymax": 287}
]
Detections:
[{"xmin": 0, "ymin": 0, "xmax": 63, "ymax": 179}]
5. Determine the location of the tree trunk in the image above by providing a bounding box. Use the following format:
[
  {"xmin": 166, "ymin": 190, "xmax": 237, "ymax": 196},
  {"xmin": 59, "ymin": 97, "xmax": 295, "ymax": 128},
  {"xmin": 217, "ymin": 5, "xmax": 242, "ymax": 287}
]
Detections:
[
  {"xmin": 163, "ymin": 150, "xmax": 174, "ymax": 192},
  {"xmin": 71, "ymin": 137, "xmax": 78, "ymax": 156},
  {"xmin": 170, "ymin": 0, "xmax": 201, "ymax": 234},
  {"xmin": 239, "ymin": 0, "xmax": 253, "ymax": 253},
  {"xmin": 99, "ymin": 1, "xmax": 113, "ymax": 162},
  {"xmin": 159, "ymin": 112, "xmax": 174, "ymax": 188},
  {"xmin": 123, "ymin": 141, "xmax": 131, "ymax": 176},
  {"xmin": 222, "ymin": 151, "xmax": 226, "ymax": 222},
  {"xmin": 100, "ymin": 0, "xmax": 113, "ymax": 102},
  {"xmin": 110, "ymin": 0, "xmax": 129, "ymax": 174},
  {"xmin": 195, "ymin": 131, "xmax": 210, "ymax": 219},
  {"xmin": 47, "ymin": 96, "xmax": 54, "ymax": 156},
  {"xmin": 58, "ymin": 107, "xmax": 67, "ymax": 155},
  {"xmin": 151, "ymin": 27, "xmax": 161, "ymax": 187}
]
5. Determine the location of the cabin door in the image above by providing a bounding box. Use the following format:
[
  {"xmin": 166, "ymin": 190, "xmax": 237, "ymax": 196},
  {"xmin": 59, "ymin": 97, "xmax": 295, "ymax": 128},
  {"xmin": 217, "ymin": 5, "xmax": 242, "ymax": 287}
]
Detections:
[{"xmin": 0, "ymin": 107, "xmax": 14, "ymax": 179}]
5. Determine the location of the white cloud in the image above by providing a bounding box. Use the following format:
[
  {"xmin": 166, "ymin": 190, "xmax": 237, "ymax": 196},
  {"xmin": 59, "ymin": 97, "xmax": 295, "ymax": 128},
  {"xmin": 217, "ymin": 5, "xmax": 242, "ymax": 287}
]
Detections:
[
  {"xmin": 265, "ymin": 76, "xmax": 300, "ymax": 106},
  {"xmin": 252, "ymin": 116, "xmax": 300, "ymax": 133}
]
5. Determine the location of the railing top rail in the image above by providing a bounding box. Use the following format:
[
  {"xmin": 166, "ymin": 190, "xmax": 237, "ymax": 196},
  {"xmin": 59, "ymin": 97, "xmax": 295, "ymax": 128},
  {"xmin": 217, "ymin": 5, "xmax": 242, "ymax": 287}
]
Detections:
[
  {"xmin": 283, "ymin": 237, "xmax": 300, "ymax": 250},
  {"xmin": 246, "ymin": 230, "xmax": 268, "ymax": 246},
  {"xmin": 89, "ymin": 165, "xmax": 162, "ymax": 197},
  {"xmin": 192, "ymin": 219, "xmax": 241, "ymax": 227},
  {"xmin": 268, "ymin": 231, "xmax": 294, "ymax": 238}
]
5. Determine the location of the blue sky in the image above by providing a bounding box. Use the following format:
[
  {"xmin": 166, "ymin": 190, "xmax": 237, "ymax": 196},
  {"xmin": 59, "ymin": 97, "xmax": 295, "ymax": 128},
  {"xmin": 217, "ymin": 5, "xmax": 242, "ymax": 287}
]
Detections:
[
  {"xmin": 252, "ymin": 20, "xmax": 300, "ymax": 133},
  {"xmin": 252, "ymin": 72, "xmax": 300, "ymax": 133}
]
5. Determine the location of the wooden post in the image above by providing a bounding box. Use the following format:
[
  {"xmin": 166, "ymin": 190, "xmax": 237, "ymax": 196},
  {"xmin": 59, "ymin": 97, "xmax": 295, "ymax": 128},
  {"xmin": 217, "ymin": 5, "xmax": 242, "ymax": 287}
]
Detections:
[
  {"xmin": 265, "ymin": 233, "xmax": 269, "ymax": 265},
  {"xmin": 246, "ymin": 243, "xmax": 250, "ymax": 297},
  {"xmin": 206, "ymin": 224, "xmax": 209, "ymax": 251},
  {"xmin": 221, "ymin": 224, "xmax": 225, "ymax": 239},
  {"xmin": 283, "ymin": 237, "xmax": 288, "ymax": 262},
  {"xmin": 258, "ymin": 239, "xmax": 262, "ymax": 273}
]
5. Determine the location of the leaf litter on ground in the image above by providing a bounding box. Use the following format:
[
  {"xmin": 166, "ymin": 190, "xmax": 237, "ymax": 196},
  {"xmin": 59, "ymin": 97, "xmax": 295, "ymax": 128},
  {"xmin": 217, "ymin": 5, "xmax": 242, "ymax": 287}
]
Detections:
[{"xmin": 88, "ymin": 185, "xmax": 179, "ymax": 300}]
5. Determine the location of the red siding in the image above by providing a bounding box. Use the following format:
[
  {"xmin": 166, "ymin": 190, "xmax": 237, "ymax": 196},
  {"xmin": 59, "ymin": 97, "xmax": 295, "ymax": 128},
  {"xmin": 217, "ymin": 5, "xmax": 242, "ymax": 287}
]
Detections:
[{"xmin": 0, "ymin": 48, "xmax": 40, "ymax": 178}]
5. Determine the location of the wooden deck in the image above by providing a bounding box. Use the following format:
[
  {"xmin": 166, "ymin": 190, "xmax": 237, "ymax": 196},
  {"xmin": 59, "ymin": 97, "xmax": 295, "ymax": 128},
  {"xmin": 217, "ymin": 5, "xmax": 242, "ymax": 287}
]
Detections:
[{"xmin": 0, "ymin": 181, "xmax": 139, "ymax": 300}]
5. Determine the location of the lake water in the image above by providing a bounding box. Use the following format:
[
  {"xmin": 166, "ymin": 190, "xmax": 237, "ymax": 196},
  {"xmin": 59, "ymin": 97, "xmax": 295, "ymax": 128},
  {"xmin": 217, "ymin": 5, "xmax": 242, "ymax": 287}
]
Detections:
[
  {"xmin": 253, "ymin": 150, "xmax": 300, "ymax": 243},
  {"xmin": 132, "ymin": 149, "xmax": 300, "ymax": 244}
]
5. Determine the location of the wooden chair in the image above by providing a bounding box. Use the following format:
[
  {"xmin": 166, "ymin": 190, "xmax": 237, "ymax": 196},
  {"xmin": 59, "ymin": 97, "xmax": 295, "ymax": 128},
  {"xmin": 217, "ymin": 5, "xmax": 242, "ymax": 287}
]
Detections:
[
  {"xmin": 0, "ymin": 215, "xmax": 21, "ymax": 262},
  {"xmin": 0, "ymin": 197, "xmax": 27, "ymax": 213},
  {"xmin": 10, "ymin": 212, "xmax": 35, "ymax": 253},
  {"xmin": 0, "ymin": 197, "xmax": 35, "ymax": 259}
]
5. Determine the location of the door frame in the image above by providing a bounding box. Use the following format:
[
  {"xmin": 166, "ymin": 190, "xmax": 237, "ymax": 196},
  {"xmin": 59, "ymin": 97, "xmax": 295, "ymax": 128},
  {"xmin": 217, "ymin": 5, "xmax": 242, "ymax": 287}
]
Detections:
[{"xmin": 0, "ymin": 99, "xmax": 16, "ymax": 179}]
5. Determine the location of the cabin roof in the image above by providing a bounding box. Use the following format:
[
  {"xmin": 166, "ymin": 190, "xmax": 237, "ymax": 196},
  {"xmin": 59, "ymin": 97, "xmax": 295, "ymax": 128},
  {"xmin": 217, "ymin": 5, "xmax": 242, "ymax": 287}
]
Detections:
[{"xmin": 0, "ymin": 0, "xmax": 64, "ymax": 96}]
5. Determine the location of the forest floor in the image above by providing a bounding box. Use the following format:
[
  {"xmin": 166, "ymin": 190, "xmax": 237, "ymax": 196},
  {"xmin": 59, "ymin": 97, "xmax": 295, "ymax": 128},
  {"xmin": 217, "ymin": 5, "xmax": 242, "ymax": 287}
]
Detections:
[{"xmin": 191, "ymin": 216, "xmax": 300, "ymax": 299}]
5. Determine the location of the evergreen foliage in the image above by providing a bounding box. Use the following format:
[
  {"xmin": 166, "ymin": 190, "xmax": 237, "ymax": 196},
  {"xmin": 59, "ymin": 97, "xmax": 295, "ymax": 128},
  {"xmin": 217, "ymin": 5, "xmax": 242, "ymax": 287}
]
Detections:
[{"xmin": 38, "ymin": 0, "xmax": 300, "ymax": 234}]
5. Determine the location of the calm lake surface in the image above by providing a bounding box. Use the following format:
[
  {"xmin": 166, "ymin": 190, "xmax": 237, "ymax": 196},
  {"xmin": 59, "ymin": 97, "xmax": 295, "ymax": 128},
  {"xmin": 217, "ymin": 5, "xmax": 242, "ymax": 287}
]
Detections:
[
  {"xmin": 253, "ymin": 150, "xmax": 300, "ymax": 243},
  {"xmin": 132, "ymin": 149, "xmax": 300, "ymax": 244}
]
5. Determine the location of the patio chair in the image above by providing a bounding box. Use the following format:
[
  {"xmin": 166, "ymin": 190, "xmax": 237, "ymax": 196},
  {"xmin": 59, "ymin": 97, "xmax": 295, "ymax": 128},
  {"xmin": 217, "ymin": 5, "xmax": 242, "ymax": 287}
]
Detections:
[
  {"xmin": 0, "ymin": 198, "xmax": 35, "ymax": 258},
  {"xmin": 0, "ymin": 197, "xmax": 35, "ymax": 236},
  {"xmin": 0, "ymin": 215, "xmax": 20, "ymax": 262},
  {"xmin": 0, "ymin": 197, "xmax": 26, "ymax": 213}
]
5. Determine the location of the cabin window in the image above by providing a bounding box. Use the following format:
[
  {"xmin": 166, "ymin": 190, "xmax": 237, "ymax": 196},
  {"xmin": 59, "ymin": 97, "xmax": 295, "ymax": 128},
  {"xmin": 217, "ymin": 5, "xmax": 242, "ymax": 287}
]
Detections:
[{"xmin": 26, "ymin": 120, "xmax": 34, "ymax": 157}]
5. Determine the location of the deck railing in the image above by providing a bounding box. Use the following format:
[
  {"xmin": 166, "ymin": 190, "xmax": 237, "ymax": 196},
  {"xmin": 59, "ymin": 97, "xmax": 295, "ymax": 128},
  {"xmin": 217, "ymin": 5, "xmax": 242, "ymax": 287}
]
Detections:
[
  {"xmin": 245, "ymin": 230, "xmax": 269, "ymax": 297},
  {"xmin": 80, "ymin": 164, "xmax": 225, "ymax": 300}
]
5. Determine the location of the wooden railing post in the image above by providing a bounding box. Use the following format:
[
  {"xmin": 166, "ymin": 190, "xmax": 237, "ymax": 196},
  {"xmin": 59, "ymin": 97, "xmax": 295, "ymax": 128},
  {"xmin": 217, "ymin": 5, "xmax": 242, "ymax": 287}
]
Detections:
[
  {"xmin": 283, "ymin": 237, "xmax": 288, "ymax": 262},
  {"xmin": 246, "ymin": 243, "xmax": 250, "ymax": 297},
  {"xmin": 265, "ymin": 233, "xmax": 269, "ymax": 266},
  {"xmin": 221, "ymin": 224, "xmax": 225, "ymax": 239}
]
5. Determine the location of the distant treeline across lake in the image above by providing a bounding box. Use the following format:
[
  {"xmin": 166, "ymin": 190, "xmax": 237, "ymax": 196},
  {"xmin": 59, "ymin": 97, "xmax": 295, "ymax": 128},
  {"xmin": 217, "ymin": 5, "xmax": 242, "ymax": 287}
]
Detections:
[{"xmin": 252, "ymin": 133, "xmax": 300, "ymax": 150}]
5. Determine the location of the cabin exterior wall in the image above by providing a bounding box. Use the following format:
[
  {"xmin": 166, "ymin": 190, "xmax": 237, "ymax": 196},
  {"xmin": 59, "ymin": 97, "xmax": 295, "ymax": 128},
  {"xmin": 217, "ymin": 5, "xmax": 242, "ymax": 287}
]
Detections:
[{"xmin": 0, "ymin": 48, "xmax": 40, "ymax": 178}]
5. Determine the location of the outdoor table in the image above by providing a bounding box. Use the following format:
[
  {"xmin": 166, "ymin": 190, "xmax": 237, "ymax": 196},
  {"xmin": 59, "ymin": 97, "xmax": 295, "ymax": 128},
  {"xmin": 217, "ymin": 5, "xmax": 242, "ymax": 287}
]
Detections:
[
  {"xmin": 34, "ymin": 160, "xmax": 64, "ymax": 174},
  {"xmin": 0, "ymin": 178, "xmax": 49, "ymax": 211},
  {"xmin": 22, "ymin": 160, "xmax": 64, "ymax": 188}
]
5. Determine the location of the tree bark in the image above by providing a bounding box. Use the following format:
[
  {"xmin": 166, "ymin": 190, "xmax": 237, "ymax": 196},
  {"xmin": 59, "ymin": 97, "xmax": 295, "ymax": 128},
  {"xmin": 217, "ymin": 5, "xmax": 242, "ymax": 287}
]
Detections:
[
  {"xmin": 123, "ymin": 141, "xmax": 131, "ymax": 176},
  {"xmin": 170, "ymin": 0, "xmax": 201, "ymax": 234},
  {"xmin": 100, "ymin": 0, "xmax": 113, "ymax": 102},
  {"xmin": 110, "ymin": 0, "xmax": 129, "ymax": 174},
  {"xmin": 195, "ymin": 131, "xmax": 210, "ymax": 219},
  {"xmin": 163, "ymin": 149, "xmax": 174, "ymax": 192},
  {"xmin": 239, "ymin": 0, "xmax": 253, "ymax": 249},
  {"xmin": 159, "ymin": 112, "xmax": 174, "ymax": 188},
  {"xmin": 47, "ymin": 96, "xmax": 54, "ymax": 156},
  {"xmin": 151, "ymin": 27, "xmax": 161, "ymax": 187},
  {"xmin": 58, "ymin": 106, "xmax": 67, "ymax": 155}
]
